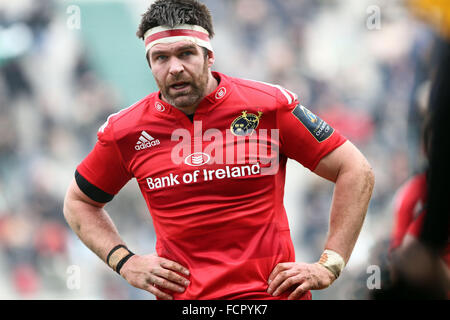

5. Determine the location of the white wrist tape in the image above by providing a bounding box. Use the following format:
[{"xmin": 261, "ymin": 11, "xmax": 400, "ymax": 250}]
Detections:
[{"xmin": 317, "ymin": 249, "xmax": 346, "ymax": 279}]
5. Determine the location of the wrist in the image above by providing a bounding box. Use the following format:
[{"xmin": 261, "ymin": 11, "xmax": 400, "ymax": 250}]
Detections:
[
  {"xmin": 316, "ymin": 249, "xmax": 346, "ymax": 280},
  {"xmin": 106, "ymin": 244, "xmax": 135, "ymax": 275}
]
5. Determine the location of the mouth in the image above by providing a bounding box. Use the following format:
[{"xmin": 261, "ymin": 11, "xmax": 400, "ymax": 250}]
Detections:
[{"xmin": 170, "ymin": 82, "xmax": 190, "ymax": 92}]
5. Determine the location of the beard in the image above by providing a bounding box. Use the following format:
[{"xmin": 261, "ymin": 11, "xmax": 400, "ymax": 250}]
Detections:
[{"xmin": 158, "ymin": 60, "xmax": 209, "ymax": 110}]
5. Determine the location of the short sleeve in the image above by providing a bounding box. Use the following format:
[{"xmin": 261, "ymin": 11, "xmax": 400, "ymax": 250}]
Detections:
[
  {"xmin": 277, "ymin": 95, "xmax": 346, "ymax": 171},
  {"xmin": 76, "ymin": 117, "xmax": 132, "ymax": 202}
]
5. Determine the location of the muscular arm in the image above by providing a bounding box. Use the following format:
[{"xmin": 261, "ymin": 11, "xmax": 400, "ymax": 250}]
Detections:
[
  {"xmin": 63, "ymin": 178, "xmax": 190, "ymax": 299},
  {"xmin": 313, "ymin": 140, "xmax": 375, "ymax": 263},
  {"xmin": 63, "ymin": 178, "xmax": 125, "ymax": 262},
  {"xmin": 267, "ymin": 140, "xmax": 374, "ymax": 299}
]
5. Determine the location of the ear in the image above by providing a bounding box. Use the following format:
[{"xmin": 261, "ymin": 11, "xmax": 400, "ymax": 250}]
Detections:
[{"xmin": 207, "ymin": 50, "xmax": 215, "ymax": 68}]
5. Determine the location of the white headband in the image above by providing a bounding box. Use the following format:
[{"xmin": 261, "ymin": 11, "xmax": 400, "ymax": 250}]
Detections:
[{"xmin": 144, "ymin": 24, "xmax": 213, "ymax": 54}]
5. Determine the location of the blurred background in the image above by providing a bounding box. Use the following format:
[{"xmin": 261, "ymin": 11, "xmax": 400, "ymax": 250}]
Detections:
[{"xmin": 0, "ymin": 0, "xmax": 445, "ymax": 299}]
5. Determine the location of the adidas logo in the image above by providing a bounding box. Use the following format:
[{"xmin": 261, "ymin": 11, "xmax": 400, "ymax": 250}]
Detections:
[{"xmin": 135, "ymin": 131, "xmax": 160, "ymax": 150}]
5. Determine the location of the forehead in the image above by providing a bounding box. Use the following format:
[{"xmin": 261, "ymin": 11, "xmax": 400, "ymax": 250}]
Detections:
[{"xmin": 149, "ymin": 40, "xmax": 201, "ymax": 55}]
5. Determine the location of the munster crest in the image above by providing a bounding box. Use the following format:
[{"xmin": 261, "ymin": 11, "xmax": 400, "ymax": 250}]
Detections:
[{"xmin": 230, "ymin": 111, "xmax": 263, "ymax": 136}]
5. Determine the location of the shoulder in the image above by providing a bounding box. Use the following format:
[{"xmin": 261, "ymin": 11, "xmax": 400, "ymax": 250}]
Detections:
[
  {"xmin": 98, "ymin": 93, "xmax": 157, "ymax": 139},
  {"xmin": 227, "ymin": 75, "xmax": 298, "ymax": 106},
  {"xmin": 397, "ymin": 172, "xmax": 427, "ymax": 199}
]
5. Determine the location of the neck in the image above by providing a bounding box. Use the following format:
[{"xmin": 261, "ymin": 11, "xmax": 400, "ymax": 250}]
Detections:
[
  {"xmin": 206, "ymin": 71, "xmax": 219, "ymax": 96},
  {"xmin": 203, "ymin": 70, "xmax": 219, "ymax": 100}
]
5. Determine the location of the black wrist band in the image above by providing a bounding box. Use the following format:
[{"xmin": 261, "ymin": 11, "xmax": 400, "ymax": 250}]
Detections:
[
  {"xmin": 106, "ymin": 244, "xmax": 128, "ymax": 267},
  {"xmin": 115, "ymin": 252, "xmax": 135, "ymax": 275}
]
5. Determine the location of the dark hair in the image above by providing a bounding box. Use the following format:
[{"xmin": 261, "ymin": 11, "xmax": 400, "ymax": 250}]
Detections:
[
  {"xmin": 136, "ymin": 0, "xmax": 214, "ymax": 40},
  {"xmin": 422, "ymin": 113, "xmax": 433, "ymax": 158}
]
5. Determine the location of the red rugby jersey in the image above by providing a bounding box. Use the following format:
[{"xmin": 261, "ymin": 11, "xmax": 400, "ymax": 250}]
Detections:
[
  {"xmin": 390, "ymin": 172, "xmax": 450, "ymax": 267},
  {"xmin": 390, "ymin": 173, "xmax": 428, "ymax": 251},
  {"xmin": 76, "ymin": 71, "xmax": 346, "ymax": 299}
]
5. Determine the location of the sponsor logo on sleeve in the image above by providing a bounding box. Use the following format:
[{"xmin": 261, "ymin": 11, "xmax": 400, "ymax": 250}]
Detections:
[{"xmin": 292, "ymin": 104, "xmax": 334, "ymax": 142}]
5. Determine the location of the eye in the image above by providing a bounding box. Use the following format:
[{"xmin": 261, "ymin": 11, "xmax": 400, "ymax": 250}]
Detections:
[
  {"xmin": 155, "ymin": 55, "xmax": 167, "ymax": 62},
  {"xmin": 180, "ymin": 51, "xmax": 193, "ymax": 57}
]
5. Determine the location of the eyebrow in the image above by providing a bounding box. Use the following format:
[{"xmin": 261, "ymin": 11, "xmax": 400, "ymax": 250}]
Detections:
[{"xmin": 151, "ymin": 44, "xmax": 198, "ymax": 58}]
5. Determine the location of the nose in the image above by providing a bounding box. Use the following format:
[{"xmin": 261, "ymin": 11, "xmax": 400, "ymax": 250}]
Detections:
[{"xmin": 168, "ymin": 58, "xmax": 184, "ymax": 76}]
